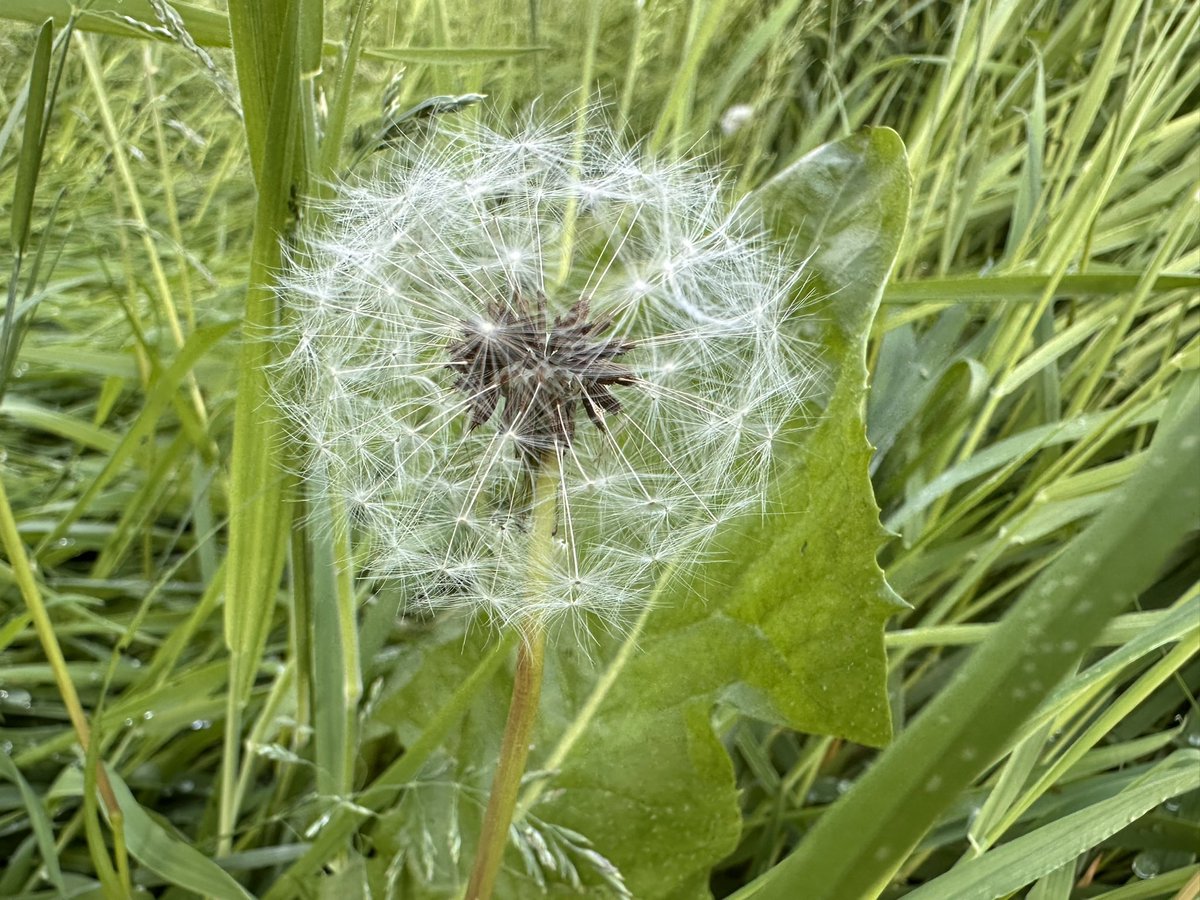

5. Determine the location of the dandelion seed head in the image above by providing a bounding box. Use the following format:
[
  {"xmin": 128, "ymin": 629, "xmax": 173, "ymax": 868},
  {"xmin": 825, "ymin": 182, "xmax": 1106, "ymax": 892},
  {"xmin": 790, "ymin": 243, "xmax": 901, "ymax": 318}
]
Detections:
[{"xmin": 273, "ymin": 108, "xmax": 821, "ymax": 630}]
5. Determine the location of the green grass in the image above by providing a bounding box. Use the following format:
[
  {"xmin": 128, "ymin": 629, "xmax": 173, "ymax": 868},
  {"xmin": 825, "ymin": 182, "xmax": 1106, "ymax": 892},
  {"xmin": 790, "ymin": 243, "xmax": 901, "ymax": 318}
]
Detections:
[{"xmin": 1, "ymin": 1, "xmax": 1197, "ymax": 898}]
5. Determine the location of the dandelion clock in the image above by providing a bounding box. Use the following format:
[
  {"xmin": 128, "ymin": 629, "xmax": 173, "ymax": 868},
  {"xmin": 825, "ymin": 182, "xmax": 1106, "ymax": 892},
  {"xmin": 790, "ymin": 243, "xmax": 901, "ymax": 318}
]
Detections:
[{"xmin": 271, "ymin": 108, "xmax": 820, "ymax": 898}]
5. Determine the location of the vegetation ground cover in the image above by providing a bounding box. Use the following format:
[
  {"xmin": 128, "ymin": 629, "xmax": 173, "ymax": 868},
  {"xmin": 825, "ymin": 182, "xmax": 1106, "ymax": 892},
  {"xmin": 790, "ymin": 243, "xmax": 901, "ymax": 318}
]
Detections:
[{"xmin": 0, "ymin": 1, "xmax": 1196, "ymax": 898}]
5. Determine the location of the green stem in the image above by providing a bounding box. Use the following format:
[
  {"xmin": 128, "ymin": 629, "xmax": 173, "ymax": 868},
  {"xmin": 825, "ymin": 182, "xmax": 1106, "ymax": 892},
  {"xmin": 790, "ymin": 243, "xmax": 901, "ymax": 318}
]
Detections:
[
  {"xmin": 0, "ymin": 472, "xmax": 125, "ymax": 872},
  {"xmin": 465, "ymin": 453, "xmax": 558, "ymax": 900}
]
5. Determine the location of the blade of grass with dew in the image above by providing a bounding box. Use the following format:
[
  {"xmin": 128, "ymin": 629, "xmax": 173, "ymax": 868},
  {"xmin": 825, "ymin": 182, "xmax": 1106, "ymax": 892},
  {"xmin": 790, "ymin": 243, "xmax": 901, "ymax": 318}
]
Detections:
[
  {"xmin": 969, "ymin": 623, "xmax": 1200, "ymax": 853},
  {"xmin": 904, "ymin": 753, "xmax": 1200, "ymax": 900},
  {"xmin": 731, "ymin": 369, "xmax": 1200, "ymax": 900}
]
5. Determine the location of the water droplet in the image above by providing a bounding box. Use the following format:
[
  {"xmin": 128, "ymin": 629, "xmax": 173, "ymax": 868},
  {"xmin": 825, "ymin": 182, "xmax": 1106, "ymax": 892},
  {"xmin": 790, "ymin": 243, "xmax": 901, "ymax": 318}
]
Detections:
[
  {"xmin": 1, "ymin": 689, "xmax": 32, "ymax": 708},
  {"xmin": 142, "ymin": 710, "xmax": 155, "ymax": 720},
  {"xmin": 1132, "ymin": 853, "xmax": 1160, "ymax": 879},
  {"xmin": 190, "ymin": 719, "xmax": 211, "ymax": 731}
]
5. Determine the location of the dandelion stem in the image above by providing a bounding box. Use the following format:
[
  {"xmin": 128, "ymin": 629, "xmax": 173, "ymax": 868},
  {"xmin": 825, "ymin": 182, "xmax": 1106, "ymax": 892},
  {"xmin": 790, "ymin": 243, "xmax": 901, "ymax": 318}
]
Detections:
[{"xmin": 465, "ymin": 452, "xmax": 558, "ymax": 900}]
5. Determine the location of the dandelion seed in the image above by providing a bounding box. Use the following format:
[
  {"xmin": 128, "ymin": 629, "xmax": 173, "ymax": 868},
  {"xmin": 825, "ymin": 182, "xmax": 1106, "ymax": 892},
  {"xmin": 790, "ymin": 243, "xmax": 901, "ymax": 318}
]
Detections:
[{"xmin": 273, "ymin": 108, "xmax": 820, "ymax": 630}]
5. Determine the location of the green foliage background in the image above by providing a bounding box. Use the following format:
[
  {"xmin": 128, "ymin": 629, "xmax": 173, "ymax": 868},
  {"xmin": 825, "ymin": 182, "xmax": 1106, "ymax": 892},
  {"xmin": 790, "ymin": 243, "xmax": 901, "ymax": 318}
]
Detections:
[{"xmin": 0, "ymin": 1, "xmax": 1197, "ymax": 898}]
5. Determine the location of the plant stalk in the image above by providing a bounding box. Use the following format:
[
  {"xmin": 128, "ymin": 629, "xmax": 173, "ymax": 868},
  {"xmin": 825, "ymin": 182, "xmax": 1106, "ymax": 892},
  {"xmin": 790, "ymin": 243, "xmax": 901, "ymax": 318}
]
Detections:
[
  {"xmin": 0, "ymin": 473, "xmax": 126, "ymax": 874},
  {"xmin": 465, "ymin": 453, "xmax": 559, "ymax": 900}
]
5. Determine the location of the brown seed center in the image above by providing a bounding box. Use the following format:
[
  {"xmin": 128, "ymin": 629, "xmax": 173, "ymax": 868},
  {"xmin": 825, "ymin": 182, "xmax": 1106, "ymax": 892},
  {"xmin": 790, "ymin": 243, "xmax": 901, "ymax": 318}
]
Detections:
[{"xmin": 447, "ymin": 288, "xmax": 637, "ymax": 461}]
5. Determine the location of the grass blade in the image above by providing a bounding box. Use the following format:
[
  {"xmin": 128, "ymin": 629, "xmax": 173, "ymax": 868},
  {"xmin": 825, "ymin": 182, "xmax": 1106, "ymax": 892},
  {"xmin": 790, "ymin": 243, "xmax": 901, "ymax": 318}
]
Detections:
[{"xmin": 905, "ymin": 753, "xmax": 1200, "ymax": 900}]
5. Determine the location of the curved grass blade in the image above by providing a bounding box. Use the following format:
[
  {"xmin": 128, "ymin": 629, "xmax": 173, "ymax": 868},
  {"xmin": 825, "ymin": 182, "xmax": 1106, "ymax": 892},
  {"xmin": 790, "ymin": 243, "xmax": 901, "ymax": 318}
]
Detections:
[{"xmin": 107, "ymin": 771, "xmax": 254, "ymax": 900}]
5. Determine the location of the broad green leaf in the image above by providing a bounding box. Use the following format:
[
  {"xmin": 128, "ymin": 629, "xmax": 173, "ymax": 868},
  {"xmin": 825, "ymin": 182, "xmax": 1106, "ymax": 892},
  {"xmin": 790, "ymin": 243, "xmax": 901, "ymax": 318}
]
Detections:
[{"xmin": 733, "ymin": 370, "xmax": 1200, "ymax": 900}]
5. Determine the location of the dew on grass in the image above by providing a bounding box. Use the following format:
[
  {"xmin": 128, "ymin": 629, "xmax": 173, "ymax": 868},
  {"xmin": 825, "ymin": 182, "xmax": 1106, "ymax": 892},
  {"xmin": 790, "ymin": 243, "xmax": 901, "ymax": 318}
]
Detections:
[
  {"xmin": 1132, "ymin": 852, "xmax": 1161, "ymax": 879},
  {"xmin": 0, "ymin": 689, "xmax": 31, "ymax": 708},
  {"xmin": 190, "ymin": 719, "xmax": 212, "ymax": 731}
]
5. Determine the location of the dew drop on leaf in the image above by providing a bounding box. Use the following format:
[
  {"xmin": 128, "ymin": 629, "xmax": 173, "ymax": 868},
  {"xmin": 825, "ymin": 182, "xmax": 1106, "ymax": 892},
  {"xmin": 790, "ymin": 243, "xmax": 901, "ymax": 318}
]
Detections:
[{"xmin": 1132, "ymin": 853, "xmax": 1161, "ymax": 879}]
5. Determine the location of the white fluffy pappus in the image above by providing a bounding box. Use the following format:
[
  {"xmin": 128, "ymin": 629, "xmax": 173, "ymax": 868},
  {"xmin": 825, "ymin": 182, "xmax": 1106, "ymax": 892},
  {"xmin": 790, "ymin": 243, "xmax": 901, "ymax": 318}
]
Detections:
[{"xmin": 272, "ymin": 110, "xmax": 821, "ymax": 630}]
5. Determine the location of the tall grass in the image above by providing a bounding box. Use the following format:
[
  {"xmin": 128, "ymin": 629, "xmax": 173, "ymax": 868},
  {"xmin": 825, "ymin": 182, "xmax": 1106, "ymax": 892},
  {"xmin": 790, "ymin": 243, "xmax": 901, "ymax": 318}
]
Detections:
[{"xmin": 0, "ymin": 1, "xmax": 1196, "ymax": 898}]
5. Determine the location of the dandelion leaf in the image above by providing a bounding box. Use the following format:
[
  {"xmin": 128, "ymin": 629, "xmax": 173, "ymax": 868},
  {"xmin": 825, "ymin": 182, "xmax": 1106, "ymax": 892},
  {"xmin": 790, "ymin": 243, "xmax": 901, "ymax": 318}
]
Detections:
[{"xmin": 522, "ymin": 127, "xmax": 912, "ymax": 898}]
